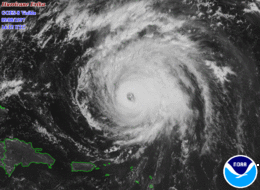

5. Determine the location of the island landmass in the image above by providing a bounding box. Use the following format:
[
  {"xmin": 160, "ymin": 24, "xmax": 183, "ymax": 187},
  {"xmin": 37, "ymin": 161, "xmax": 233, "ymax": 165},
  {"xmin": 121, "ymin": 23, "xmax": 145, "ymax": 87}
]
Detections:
[
  {"xmin": 71, "ymin": 161, "xmax": 96, "ymax": 173},
  {"xmin": 0, "ymin": 138, "xmax": 55, "ymax": 177}
]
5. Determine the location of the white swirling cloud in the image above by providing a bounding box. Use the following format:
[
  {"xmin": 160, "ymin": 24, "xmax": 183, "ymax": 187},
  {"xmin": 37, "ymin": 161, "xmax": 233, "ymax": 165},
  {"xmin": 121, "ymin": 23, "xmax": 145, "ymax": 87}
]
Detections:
[{"xmin": 75, "ymin": 1, "xmax": 235, "ymax": 146}]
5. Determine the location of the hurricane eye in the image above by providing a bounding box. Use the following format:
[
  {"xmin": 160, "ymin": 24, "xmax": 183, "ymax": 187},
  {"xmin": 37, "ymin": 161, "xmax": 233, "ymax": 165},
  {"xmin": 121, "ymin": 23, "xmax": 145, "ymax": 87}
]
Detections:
[{"xmin": 127, "ymin": 92, "xmax": 135, "ymax": 102}]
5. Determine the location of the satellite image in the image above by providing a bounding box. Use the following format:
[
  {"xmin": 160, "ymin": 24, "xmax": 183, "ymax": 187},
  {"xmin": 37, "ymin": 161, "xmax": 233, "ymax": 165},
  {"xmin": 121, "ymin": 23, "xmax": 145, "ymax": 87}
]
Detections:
[{"xmin": 0, "ymin": 0, "xmax": 260, "ymax": 189}]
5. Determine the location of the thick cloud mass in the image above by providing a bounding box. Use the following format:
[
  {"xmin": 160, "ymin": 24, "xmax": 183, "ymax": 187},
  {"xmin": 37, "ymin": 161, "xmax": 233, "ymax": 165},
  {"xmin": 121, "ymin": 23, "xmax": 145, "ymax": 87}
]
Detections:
[
  {"xmin": 77, "ymin": 38, "xmax": 198, "ymax": 145},
  {"xmin": 76, "ymin": 2, "xmax": 210, "ymax": 147}
]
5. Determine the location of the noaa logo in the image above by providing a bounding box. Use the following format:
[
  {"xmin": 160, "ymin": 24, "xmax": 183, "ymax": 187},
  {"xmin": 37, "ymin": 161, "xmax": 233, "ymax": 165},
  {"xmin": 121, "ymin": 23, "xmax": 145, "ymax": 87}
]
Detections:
[{"xmin": 223, "ymin": 155, "xmax": 258, "ymax": 188}]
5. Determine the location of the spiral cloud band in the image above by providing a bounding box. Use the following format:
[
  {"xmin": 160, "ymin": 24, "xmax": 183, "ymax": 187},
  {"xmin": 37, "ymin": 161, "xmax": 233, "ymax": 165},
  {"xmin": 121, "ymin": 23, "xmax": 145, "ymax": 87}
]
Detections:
[{"xmin": 74, "ymin": 1, "xmax": 233, "ymax": 147}]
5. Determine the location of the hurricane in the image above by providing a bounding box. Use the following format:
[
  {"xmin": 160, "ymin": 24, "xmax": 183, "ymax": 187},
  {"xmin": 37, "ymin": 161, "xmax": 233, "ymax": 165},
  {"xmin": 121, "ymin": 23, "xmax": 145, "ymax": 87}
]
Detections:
[
  {"xmin": 77, "ymin": 37, "xmax": 198, "ymax": 145},
  {"xmin": 1, "ymin": 0, "xmax": 260, "ymax": 189}
]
